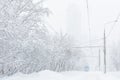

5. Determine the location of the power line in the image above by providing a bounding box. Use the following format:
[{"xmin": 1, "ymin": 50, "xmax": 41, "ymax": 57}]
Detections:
[
  {"xmin": 77, "ymin": 13, "xmax": 120, "ymax": 47},
  {"xmin": 72, "ymin": 45, "xmax": 103, "ymax": 49},
  {"xmin": 105, "ymin": 13, "xmax": 120, "ymax": 39},
  {"xmin": 86, "ymin": 0, "xmax": 90, "ymax": 28},
  {"xmin": 86, "ymin": 0, "xmax": 91, "ymax": 44},
  {"xmin": 86, "ymin": 0, "xmax": 95, "ymax": 55}
]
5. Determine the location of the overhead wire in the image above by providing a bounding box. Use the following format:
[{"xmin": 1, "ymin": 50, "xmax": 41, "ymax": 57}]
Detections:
[
  {"xmin": 73, "ymin": 12, "xmax": 120, "ymax": 49},
  {"xmin": 86, "ymin": 0, "xmax": 96, "ymax": 53},
  {"xmin": 86, "ymin": 0, "xmax": 91, "ymax": 45},
  {"xmin": 105, "ymin": 13, "xmax": 120, "ymax": 39}
]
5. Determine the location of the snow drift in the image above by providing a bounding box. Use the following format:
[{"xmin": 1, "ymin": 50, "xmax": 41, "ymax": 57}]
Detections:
[{"xmin": 1, "ymin": 70, "xmax": 120, "ymax": 80}]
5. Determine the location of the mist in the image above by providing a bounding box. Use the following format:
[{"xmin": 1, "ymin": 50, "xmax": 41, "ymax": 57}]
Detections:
[{"xmin": 0, "ymin": 0, "xmax": 120, "ymax": 79}]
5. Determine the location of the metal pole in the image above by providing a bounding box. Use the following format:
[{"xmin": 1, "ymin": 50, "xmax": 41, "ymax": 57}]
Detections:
[
  {"xmin": 104, "ymin": 28, "xmax": 106, "ymax": 73},
  {"xmin": 98, "ymin": 49, "xmax": 101, "ymax": 71}
]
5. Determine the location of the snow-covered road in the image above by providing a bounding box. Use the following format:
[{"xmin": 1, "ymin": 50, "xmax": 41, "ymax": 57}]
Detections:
[{"xmin": 1, "ymin": 70, "xmax": 120, "ymax": 80}]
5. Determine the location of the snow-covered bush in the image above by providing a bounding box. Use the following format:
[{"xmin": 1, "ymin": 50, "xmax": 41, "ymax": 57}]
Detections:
[
  {"xmin": 111, "ymin": 43, "xmax": 120, "ymax": 71},
  {"xmin": 48, "ymin": 34, "xmax": 82, "ymax": 72}
]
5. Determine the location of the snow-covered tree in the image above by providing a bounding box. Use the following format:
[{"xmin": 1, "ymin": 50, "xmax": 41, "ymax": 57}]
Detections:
[
  {"xmin": 0, "ymin": 0, "xmax": 49, "ymax": 75},
  {"xmin": 0, "ymin": 0, "xmax": 83, "ymax": 76}
]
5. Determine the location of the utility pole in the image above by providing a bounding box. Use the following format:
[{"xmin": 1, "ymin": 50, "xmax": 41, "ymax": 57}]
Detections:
[
  {"xmin": 98, "ymin": 49, "xmax": 101, "ymax": 71},
  {"xmin": 104, "ymin": 28, "xmax": 106, "ymax": 73}
]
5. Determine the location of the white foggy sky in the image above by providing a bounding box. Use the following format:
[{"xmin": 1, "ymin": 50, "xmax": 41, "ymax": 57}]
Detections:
[
  {"xmin": 44, "ymin": 0, "xmax": 120, "ymax": 45},
  {"xmin": 33, "ymin": 0, "xmax": 120, "ymax": 70}
]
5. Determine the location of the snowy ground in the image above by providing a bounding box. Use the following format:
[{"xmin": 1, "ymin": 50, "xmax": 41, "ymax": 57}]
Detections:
[{"xmin": 0, "ymin": 70, "xmax": 120, "ymax": 80}]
